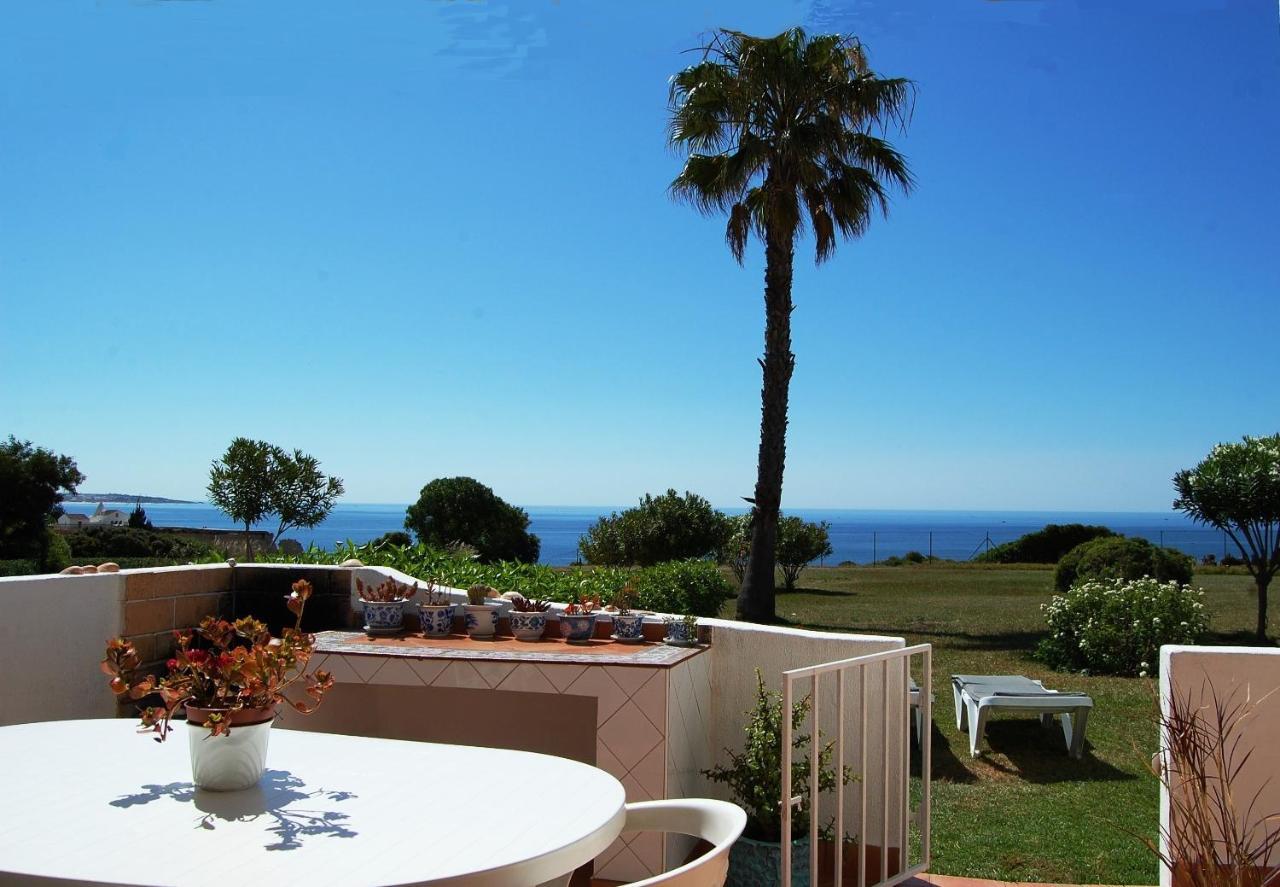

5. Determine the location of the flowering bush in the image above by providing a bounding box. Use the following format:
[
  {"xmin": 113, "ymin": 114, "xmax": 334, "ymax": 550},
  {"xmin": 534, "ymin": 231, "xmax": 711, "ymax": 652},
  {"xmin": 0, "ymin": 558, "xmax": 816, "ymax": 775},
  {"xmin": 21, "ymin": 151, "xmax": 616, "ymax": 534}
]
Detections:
[
  {"xmin": 1036, "ymin": 577, "xmax": 1208, "ymax": 676},
  {"xmin": 102, "ymin": 579, "xmax": 333, "ymax": 739}
]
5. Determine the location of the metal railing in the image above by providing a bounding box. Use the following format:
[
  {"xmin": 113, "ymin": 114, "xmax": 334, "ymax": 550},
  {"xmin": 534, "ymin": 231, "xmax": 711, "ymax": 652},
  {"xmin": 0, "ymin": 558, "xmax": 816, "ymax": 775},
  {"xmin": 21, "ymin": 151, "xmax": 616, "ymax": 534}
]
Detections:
[{"xmin": 781, "ymin": 644, "xmax": 932, "ymax": 887}]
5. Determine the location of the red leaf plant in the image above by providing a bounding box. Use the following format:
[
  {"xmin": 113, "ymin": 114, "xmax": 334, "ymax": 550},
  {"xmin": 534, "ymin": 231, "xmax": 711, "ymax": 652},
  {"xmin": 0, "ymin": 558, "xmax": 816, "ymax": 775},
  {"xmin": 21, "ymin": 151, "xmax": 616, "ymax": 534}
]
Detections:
[{"xmin": 102, "ymin": 579, "xmax": 334, "ymax": 741}]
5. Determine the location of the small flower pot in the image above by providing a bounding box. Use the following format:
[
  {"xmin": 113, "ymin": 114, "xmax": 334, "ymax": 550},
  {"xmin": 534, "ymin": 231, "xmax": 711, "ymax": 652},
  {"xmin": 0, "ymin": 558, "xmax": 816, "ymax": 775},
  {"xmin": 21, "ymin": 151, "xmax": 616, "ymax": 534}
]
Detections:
[
  {"xmin": 665, "ymin": 619, "xmax": 698, "ymax": 645},
  {"xmin": 362, "ymin": 599, "xmax": 407, "ymax": 633},
  {"xmin": 509, "ymin": 611, "xmax": 548, "ymax": 642},
  {"xmin": 612, "ymin": 613, "xmax": 646, "ymax": 642},
  {"xmin": 185, "ymin": 705, "xmax": 275, "ymax": 792},
  {"xmin": 463, "ymin": 604, "xmax": 498, "ymax": 639},
  {"xmin": 727, "ymin": 835, "xmax": 811, "ymax": 887},
  {"xmin": 417, "ymin": 604, "xmax": 456, "ymax": 638},
  {"xmin": 559, "ymin": 613, "xmax": 597, "ymax": 644}
]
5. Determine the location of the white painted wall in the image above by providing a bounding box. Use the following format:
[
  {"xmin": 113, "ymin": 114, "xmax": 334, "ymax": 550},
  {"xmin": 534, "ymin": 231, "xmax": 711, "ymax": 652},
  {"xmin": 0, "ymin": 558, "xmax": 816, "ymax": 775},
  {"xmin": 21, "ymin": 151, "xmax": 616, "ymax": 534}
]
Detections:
[
  {"xmin": 0, "ymin": 572, "xmax": 125, "ymax": 726},
  {"xmin": 1159, "ymin": 645, "xmax": 1280, "ymax": 886}
]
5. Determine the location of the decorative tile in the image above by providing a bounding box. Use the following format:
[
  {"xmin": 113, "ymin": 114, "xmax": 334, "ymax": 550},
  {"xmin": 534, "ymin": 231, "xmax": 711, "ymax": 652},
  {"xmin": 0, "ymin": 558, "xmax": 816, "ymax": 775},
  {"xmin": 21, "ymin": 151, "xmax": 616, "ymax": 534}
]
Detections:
[
  {"xmin": 594, "ymin": 743, "xmax": 629, "ymax": 782},
  {"xmin": 369, "ymin": 658, "xmax": 422, "ymax": 686},
  {"xmin": 621, "ymin": 771, "xmax": 657, "ymax": 803},
  {"xmin": 564, "ymin": 668, "xmax": 626, "ymax": 725},
  {"xmin": 596, "ymin": 840, "xmax": 652, "ymax": 882},
  {"xmin": 599, "ymin": 701, "xmax": 663, "ymax": 770},
  {"xmin": 320, "ymin": 655, "xmax": 363, "ymax": 685},
  {"xmin": 348, "ymin": 655, "xmax": 386, "ymax": 683},
  {"xmin": 430, "ymin": 661, "xmax": 489, "ymax": 690},
  {"xmin": 409, "ymin": 659, "xmax": 448, "ymax": 685},
  {"xmin": 536, "ymin": 663, "xmax": 587, "ymax": 692},
  {"xmin": 605, "ymin": 665, "xmax": 654, "ymax": 695},
  {"xmin": 470, "ymin": 661, "xmax": 517, "ymax": 689},
  {"xmin": 495, "ymin": 664, "xmax": 558, "ymax": 694},
  {"xmin": 631, "ymin": 670, "xmax": 667, "ymax": 735},
  {"xmin": 630, "ymin": 741, "xmax": 667, "ymax": 800}
]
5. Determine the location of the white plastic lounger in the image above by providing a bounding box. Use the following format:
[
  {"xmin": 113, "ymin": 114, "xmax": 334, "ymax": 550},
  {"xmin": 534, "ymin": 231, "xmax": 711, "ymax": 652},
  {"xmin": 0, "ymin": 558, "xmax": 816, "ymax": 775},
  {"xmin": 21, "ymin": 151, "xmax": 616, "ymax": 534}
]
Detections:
[{"xmin": 951, "ymin": 674, "xmax": 1093, "ymax": 759}]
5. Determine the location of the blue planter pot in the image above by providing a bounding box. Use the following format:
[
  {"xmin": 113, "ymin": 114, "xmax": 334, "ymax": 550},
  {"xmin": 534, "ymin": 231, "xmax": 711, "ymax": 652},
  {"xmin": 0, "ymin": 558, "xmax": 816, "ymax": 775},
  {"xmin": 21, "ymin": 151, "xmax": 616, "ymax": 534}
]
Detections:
[
  {"xmin": 612, "ymin": 613, "xmax": 646, "ymax": 641},
  {"xmin": 362, "ymin": 600, "xmax": 406, "ymax": 631},
  {"xmin": 509, "ymin": 610, "xmax": 548, "ymax": 641},
  {"xmin": 417, "ymin": 604, "xmax": 456, "ymax": 638},
  {"xmin": 559, "ymin": 613, "xmax": 597, "ymax": 643},
  {"xmin": 665, "ymin": 619, "xmax": 698, "ymax": 644},
  {"xmin": 463, "ymin": 604, "xmax": 498, "ymax": 638},
  {"xmin": 728, "ymin": 836, "xmax": 810, "ymax": 887}
]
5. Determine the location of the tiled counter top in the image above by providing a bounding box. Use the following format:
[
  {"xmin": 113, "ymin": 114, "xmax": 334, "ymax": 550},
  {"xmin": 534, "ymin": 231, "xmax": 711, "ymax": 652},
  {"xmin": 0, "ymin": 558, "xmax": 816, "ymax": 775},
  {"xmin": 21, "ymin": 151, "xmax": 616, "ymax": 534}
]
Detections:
[
  {"xmin": 314, "ymin": 630, "xmax": 707, "ymax": 667},
  {"xmin": 294, "ymin": 629, "xmax": 713, "ymax": 881}
]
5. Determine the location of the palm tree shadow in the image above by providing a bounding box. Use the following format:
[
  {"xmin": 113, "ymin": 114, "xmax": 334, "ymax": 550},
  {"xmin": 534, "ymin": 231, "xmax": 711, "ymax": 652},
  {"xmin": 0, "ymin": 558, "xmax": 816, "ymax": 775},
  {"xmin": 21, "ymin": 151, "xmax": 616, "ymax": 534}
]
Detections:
[{"xmin": 111, "ymin": 769, "xmax": 358, "ymax": 850}]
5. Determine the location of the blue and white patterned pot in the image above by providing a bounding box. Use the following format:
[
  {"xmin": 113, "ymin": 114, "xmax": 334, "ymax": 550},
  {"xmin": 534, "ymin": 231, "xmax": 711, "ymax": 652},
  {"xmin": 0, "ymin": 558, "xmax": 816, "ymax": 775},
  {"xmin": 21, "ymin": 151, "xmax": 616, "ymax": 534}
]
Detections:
[
  {"xmin": 417, "ymin": 604, "xmax": 456, "ymax": 638},
  {"xmin": 665, "ymin": 619, "xmax": 698, "ymax": 644},
  {"xmin": 727, "ymin": 836, "xmax": 811, "ymax": 887},
  {"xmin": 363, "ymin": 599, "xmax": 406, "ymax": 631},
  {"xmin": 612, "ymin": 613, "xmax": 646, "ymax": 641},
  {"xmin": 508, "ymin": 610, "xmax": 547, "ymax": 642},
  {"xmin": 559, "ymin": 613, "xmax": 597, "ymax": 643},
  {"xmin": 463, "ymin": 604, "xmax": 498, "ymax": 638}
]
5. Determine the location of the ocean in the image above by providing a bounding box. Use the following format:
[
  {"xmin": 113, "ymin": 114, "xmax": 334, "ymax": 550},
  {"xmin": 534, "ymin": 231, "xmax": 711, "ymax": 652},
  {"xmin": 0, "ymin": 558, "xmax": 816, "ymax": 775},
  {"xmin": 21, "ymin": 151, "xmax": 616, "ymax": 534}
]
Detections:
[{"xmin": 62, "ymin": 502, "xmax": 1228, "ymax": 566}]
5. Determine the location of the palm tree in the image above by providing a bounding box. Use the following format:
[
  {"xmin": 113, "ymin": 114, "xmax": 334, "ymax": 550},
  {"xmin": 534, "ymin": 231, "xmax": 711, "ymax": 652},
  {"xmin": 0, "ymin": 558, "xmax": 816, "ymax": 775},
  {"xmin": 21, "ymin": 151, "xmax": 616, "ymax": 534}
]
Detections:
[{"xmin": 669, "ymin": 28, "xmax": 914, "ymax": 622}]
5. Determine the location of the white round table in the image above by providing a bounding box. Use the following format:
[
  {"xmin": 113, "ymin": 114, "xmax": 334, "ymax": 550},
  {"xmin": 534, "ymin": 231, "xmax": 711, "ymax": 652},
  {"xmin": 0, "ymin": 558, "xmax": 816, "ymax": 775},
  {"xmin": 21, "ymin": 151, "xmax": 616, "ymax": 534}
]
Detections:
[{"xmin": 0, "ymin": 719, "xmax": 626, "ymax": 886}]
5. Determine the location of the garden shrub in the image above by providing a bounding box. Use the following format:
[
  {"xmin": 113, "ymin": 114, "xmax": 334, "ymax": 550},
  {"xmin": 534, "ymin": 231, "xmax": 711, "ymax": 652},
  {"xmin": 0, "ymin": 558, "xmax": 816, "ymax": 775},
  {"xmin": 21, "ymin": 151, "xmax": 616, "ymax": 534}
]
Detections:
[
  {"xmin": 268, "ymin": 541, "xmax": 731, "ymax": 616},
  {"xmin": 65, "ymin": 526, "xmax": 220, "ymax": 560},
  {"xmin": 579, "ymin": 490, "xmax": 730, "ymax": 566},
  {"xmin": 1036, "ymin": 577, "xmax": 1208, "ymax": 676},
  {"xmin": 976, "ymin": 523, "xmax": 1117, "ymax": 564},
  {"xmin": 404, "ymin": 476, "xmax": 539, "ymax": 563},
  {"xmin": 1054, "ymin": 536, "xmax": 1194, "ymax": 592},
  {"xmin": 0, "ymin": 559, "xmax": 39, "ymax": 577},
  {"xmin": 41, "ymin": 529, "xmax": 71, "ymax": 572}
]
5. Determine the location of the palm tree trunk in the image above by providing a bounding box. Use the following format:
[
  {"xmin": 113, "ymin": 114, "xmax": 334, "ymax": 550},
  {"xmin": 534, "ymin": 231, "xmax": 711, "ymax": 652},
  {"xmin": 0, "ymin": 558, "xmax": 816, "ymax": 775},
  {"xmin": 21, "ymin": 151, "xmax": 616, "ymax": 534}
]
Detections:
[
  {"xmin": 738, "ymin": 230, "xmax": 795, "ymax": 623},
  {"xmin": 1256, "ymin": 574, "xmax": 1270, "ymax": 641}
]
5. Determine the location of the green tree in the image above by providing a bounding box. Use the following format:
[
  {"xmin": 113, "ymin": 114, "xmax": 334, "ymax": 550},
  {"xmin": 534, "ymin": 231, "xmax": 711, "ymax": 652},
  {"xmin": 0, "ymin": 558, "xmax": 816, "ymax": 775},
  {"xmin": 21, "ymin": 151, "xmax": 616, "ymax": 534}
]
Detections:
[
  {"xmin": 208, "ymin": 438, "xmax": 275, "ymax": 561},
  {"xmin": 775, "ymin": 516, "xmax": 833, "ymax": 590},
  {"xmin": 578, "ymin": 490, "xmax": 731, "ymax": 566},
  {"xmin": 0, "ymin": 436, "xmax": 84, "ymax": 569},
  {"xmin": 668, "ymin": 28, "xmax": 914, "ymax": 621},
  {"xmin": 128, "ymin": 499, "xmax": 152, "ymax": 530},
  {"xmin": 1174, "ymin": 434, "xmax": 1280, "ymax": 641},
  {"xmin": 267, "ymin": 449, "xmax": 344, "ymax": 547},
  {"xmin": 208, "ymin": 439, "xmax": 343, "ymax": 561},
  {"xmin": 404, "ymin": 477, "xmax": 539, "ymax": 563}
]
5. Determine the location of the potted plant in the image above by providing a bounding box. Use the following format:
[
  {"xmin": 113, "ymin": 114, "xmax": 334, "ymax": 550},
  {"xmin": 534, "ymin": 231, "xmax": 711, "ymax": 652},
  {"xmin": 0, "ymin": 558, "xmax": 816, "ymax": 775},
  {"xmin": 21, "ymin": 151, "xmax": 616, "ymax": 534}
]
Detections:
[
  {"xmin": 664, "ymin": 613, "xmax": 700, "ymax": 646},
  {"xmin": 509, "ymin": 596, "xmax": 552, "ymax": 641},
  {"xmin": 416, "ymin": 579, "xmax": 456, "ymax": 638},
  {"xmin": 356, "ymin": 575, "xmax": 417, "ymax": 635},
  {"xmin": 609, "ymin": 584, "xmax": 646, "ymax": 642},
  {"xmin": 703, "ymin": 670, "xmax": 853, "ymax": 887},
  {"xmin": 101, "ymin": 579, "xmax": 334, "ymax": 792},
  {"xmin": 559, "ymin": 596, "xmax": 597, "ymax": 644},
  {"xmin": 464, "ymin": 584, "xmax": 500, "ymax": 639}
]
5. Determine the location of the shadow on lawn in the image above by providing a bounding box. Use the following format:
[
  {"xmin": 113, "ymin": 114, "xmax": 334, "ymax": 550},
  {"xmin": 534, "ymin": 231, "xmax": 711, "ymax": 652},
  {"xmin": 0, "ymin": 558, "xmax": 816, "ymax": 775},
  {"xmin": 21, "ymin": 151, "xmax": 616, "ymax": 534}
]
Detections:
[
  {"xmin": 979, "ymin": 721, "xmax": 1136, "ymax": 784},
  {"xmin": 782, "ymin": 586, "xmax": 859, "ymax": 598},
  {"xmin": 783, "ymin": 618, "xmax": 1046, "ymax": 654}
]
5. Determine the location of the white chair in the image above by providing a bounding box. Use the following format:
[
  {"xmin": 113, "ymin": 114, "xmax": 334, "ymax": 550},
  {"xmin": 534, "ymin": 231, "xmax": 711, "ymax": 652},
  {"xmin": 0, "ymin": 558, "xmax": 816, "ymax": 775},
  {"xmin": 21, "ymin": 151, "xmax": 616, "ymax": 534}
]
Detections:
[{"xmin": 613, "ymin": 799, "xmax": 748, "ymax": 887}]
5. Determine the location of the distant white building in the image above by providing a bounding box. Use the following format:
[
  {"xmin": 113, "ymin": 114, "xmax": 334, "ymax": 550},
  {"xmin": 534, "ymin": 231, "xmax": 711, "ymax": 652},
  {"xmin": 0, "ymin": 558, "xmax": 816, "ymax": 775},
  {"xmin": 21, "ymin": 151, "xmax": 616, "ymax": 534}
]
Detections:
[
  {"xmin": 89, "ymin": 503, "xmax": 128, "ymax": 527},
  {"xmin": 57, "ymin": 512, "xmax": 91, "ymax": 529}
]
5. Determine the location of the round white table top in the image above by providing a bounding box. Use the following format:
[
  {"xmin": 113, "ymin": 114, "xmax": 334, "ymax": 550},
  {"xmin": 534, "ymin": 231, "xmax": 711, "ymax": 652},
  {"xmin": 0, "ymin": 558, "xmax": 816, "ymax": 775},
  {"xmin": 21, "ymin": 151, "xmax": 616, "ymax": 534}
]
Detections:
[{"xmin": 0, "ymin": 719, "xmax": 626, "ymax": 887}]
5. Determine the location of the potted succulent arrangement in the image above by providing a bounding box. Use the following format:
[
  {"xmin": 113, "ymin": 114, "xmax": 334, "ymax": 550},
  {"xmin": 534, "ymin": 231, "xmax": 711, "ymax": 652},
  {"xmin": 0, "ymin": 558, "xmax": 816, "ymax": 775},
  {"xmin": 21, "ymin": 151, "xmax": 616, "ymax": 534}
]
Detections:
[
  {"xmin": 416, "ymin": 579, "xmax": 456, "ymax": 638},
  {"xmin": 609, "ymin": 584, "xmax": 646, "ymax": 643},
  {"xmin": 101, "ymin": 579, "xmax": 334, "ymax": 792},
  {"xmin": 508, "ymin": 596, "xmax": 552, "ymax": 641},
  {"xmin": 463, "ymin": 584, "xmax": 500, "ymax": 639},
  {"xmin": 664, "ymin": 613, "xmax": 701, "ymax": 646},
  {"xmin": 703, "ymin": 670, "xmax": 854, "ymax": 887},
  {"xmin": 559, "ymin": 595, "xmax": 598, "ymax": 644},
  {"xmin": 356, "ymin": 575, "xmax": 417, "ymax": 635}
]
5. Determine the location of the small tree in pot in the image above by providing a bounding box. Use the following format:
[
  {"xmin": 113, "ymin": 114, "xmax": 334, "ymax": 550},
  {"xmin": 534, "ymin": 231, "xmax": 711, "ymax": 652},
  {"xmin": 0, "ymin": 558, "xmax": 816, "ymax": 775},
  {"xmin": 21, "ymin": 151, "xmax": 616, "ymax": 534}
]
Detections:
[{"xmin": 704, "ymin": 670, "xmax": 853, "ymax": 887}]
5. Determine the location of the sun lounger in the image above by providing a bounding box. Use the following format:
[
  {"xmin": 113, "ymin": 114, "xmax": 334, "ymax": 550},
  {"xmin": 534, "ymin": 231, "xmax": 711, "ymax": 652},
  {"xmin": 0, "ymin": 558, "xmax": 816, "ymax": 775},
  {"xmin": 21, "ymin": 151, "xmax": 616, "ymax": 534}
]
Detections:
[{"xmin": 951, "ymin": 674, "xmax": 1093, "ymax": 759}]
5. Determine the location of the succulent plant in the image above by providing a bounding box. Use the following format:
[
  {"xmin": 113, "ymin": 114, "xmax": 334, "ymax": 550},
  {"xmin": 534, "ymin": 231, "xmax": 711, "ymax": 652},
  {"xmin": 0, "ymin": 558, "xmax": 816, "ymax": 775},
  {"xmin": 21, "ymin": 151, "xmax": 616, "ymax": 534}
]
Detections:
[
  {"xmin": 466, "ymin": 584, "xmax": 498, "ymax": 606},
  {"xmin": 610, "ymin": 583, "xmax": 636, "ymax": 615},
  {"xmin": 418, "ymin": 579, "xmax": 451, "ymax": 607},
  {"xmin": 512, "ymin": 597, "xmax": 552, "ymax": 613},
  {"xmin": 356, "ymin": 576, "xmax": 418, "ymax": 603}
]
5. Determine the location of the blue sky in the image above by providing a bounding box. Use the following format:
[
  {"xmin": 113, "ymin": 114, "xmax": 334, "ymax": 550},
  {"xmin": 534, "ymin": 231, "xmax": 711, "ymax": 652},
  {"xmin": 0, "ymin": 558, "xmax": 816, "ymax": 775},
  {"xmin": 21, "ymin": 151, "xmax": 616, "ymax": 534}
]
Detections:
[{"xmin": 2, "ymin": 0, "xmax": 1277, "ymax": 510}]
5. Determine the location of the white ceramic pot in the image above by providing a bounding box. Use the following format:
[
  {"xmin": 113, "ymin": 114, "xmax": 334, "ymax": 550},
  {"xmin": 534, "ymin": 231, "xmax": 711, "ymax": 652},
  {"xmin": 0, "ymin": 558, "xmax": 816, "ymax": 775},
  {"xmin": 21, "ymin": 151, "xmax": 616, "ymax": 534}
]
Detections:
[
  {"xmin": 463, "ymin": 604, "xmax": 498, "ymax": 638},
  {"xmin": 186, "ymin": 715, "xmax": 272, "ymax": 791},
  {"xmin": 508, "ymin": 610, "xmax": 548, "ymax": 641}
]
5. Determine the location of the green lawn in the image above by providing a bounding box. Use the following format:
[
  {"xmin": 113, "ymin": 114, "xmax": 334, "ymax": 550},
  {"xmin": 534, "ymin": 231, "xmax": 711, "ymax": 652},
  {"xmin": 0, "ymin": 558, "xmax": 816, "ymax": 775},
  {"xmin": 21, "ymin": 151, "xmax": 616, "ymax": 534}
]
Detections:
[{"xmin": 720, "ymin": 565, "xmax": 1267, "ymax": 885}]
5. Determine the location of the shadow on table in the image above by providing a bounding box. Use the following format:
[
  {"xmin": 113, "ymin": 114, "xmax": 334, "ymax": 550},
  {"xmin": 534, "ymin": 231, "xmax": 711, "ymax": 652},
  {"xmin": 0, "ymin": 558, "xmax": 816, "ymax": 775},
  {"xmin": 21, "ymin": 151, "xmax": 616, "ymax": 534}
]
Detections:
[{"xmin": 111, "ymin": 769, "xmax": 358, "ymax": 850}]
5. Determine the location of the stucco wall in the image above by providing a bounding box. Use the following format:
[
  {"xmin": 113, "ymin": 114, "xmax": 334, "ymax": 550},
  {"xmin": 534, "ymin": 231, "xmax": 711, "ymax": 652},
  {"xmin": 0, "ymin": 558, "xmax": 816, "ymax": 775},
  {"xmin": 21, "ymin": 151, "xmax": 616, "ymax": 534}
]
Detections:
[
  {"xmin": 1159, "ymin": 645, "xmax": 1280, "ymax": 886},
  {"xmin": 0, "ymin": 572, "xmax": 125, "ymax": 725}
]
